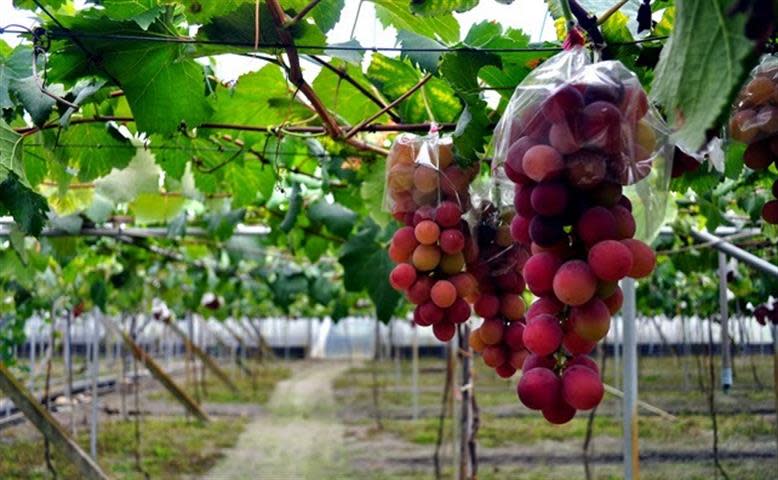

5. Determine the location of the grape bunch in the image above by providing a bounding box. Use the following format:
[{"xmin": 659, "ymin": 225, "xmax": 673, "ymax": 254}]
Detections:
[
  {"xmin": 386, "ymin": 135, "xmax": 479, "ymax": 342},
  {"xmin": 466, "ymin": 201, "xmax": 531, "ymax": 379},
  {"xmin": 498, "ymin": 73, "xmax": 658, "ymax": 423},
  {"xmin": 753, "ymin": 302, "xmax": 778, "ymax": 326},
  {"xmin": 729, "ymin": 61, "xmax": 778, "ymax": 224}
]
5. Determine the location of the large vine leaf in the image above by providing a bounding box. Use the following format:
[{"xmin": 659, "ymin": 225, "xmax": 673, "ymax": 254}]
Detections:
[
  {"xmin": 371, "ymin": 0, "xmax": 460, "ymax": 44},
  {"xmin": 311, "ymin": 63, "xmax": 386, "ymax": 125},
  {"xmin": 410, "ymin": 0, "xmax": 479, "ymax": 15},
  {"xmin": 0, "ymin": 174, "xmax": 49, "ymax": 236},
  {"xmin": 102, "ymin": 43, "xmax": 213, "ymax": 135},
  {"xmin": 652, "ymin": 0, "xmax": 754, "ymax": 150},
  {"xmin": 367, "ymin": 53, "xmax": 461, "ymax": 123},
  {"xmin": 0, "ymin": 120, "xmax": 26, "ymax": 183},
  {"xmin": 211, "ymin": 65, "xmax": 308, "ymax": 127},
  {"xmin": 94, "ymin": 148, "xmax": 161, "ymax": 203},
  {"xmin": 286, "ymin": 0, "xmax": 346, "ymax": 33},
  {"xmin": 57, "ymin": 123, "xmax": 135, "ymax": 181},
  {"xmin": 307, "ymin": 199, "xmax": 357, "ymax": 238},
  {"xmin": 339, "ymin": 219, "xmax": 400, "ymax": 322},
  {"xmin": 0, "ymin": 45, "xmax": 33, "ymax": 110}
]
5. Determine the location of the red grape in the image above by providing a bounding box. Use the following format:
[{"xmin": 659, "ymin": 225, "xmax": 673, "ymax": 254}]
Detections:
[
  {"xmin": 621, "ymin": 239, "xmax": 656, "ymax": 278},
  {"xmin": 440, "ymin": 229, "xmax": 465, "ymax": 254},
  {"xmin": 553, "ymin": 260, "xmax": 597, "ymax": 306},
  {"xmin": 517, "ymin": 367, "xmax": 561, "ymax": 410},
  {"xmin": 523, "ymin": 314, "xmax": 563, "ymax": 356},
  {"xmin": 431, "ymin": 280, "xmax": 457, "ymax": 308},
  {"xmin": 523, "ymin": 252, "xmax": 562, "ymax": 296},
  {"xmin": 561, "ymin": 365, "xmax": 604, "ymax": 410},
  {"xmin": 523, "ymin": 145, "xmax": 564, "ymax": 182},
  {"xmin": 531, "ymin": 182, "xmax": 569, "ymax": 216},
  {"xmin": 433, "ymin": 321, "xmax": 456, "ymax": 342},
  {"xmin": 576, "ymin": 207, "xmax": 617, "ymax": 246},
  {"xmin": 588, "ymin": 240, "xmax": 634, "ymax": 281},
  {"xmin": 389, "ymin": 263, "xmax": 417, "ymax": 291},
  {"xmin": 570, "ymin": 298, "xmax": 611, "ymax": 342}
]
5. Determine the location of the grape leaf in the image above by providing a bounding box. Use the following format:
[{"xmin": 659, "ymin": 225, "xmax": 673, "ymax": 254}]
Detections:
[
  {"xmin": 103, "ymin": 44, "xmax": 213, "ymax": 135},
  {"xmin": 339, "ymin": 219, "xmax": 400, "ymax": 323},
  {"xmin": 410, "ymin": 0, "xmax": 479, "ymax": 15},
  {"xmin": 11, "ymin": 76, "xmax": 59, "ymax": 127},
  {"xmin": 325, "ymin": 39, "xmax": 365, "ymax": 64},
  {"xmin": 0, "ymin": 45, "xmax": 32, "ymax": 110},
  {"xmin": 211, "ymin": 65, "xmax": 308, "ymax": 126},
  {"xmin": 307, "ymin": 199, "xmax": 357, "ymax": 238},
  {"xmin": 312, "ymin": 63, "xmax": 386, "ymax": 125},
  {"xmin": 397, "ymin": 30, "xmax": 444, "ymax": 73},
  {"xmin": 94, "ymin": 148, "xmax": 162, "ymax": 203},
  {"xmin": 57, "ymin": 123, "xmax": 134, "ymax": 181},
  {"xmin": 367, "ymin": 53, "xmax": 461, "ymax": 123},
  {"xmin": 130, "ymin": 192, "xmax": 186, "ymax": 224},
  {"xmin": 224, "ymin": 158, "xmax": 276, "ymax": 207},
  {"xmin": 371, "ymin": 0, "xmax": 460, "ymax": 44},
  {"xmin": 0, "ymin": 119, "xmax": 26, "ymax": 183},
  {"xmin": 181, "ymin": 0, "xmax": 253, "ymax": 23},
  {"xmin": 102, "ymin": 1, "xmax": 163, "ymax": 29},
  {"xmin": 0, "ymin": 173, "xmax": 49, "ymax": 236},
  {"xmin": 652, "ymin": 0, "xmax": 754, "ymax": 150},
  {"xmin": 286, "ymin": 0, "xmax": 346, "ymax": 33}
]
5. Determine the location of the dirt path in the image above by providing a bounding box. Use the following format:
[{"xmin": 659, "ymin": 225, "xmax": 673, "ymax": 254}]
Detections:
[{"xmin": 202, "ymin": 361, "xmax": 353, "ymax": 480}]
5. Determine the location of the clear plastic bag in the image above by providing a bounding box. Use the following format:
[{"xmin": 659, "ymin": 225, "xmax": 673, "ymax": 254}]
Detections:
[
  {"xmin": 491, "ymin": 47, "xmax": 671, "ymax": 244},
  {"xmin": 730, "ymin": 55, "xmax": 778, "ymax": 145},
  {"xmin": 384, "ymin": 131, "xmax": 477, "ymax": 225}
]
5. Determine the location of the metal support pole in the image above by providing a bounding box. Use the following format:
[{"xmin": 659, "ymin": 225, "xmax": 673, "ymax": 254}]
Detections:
[
  {"xmin": 89, "ymin": 312, "xmax": 100, "ymax": 459},
  {"xmin": 718, "ymin": 252, "xmax": 732, "ymax": 393},
  {"xmin": 64, "ymin": 310, "xmax": 75, "ymax": 435},
  {"xmin": 412, "ymin": 323, "xmax": 419, "ymax": 421},
  {"xmin": 622, "ymin": 278, "xmax": 640, "ymax": 480}
]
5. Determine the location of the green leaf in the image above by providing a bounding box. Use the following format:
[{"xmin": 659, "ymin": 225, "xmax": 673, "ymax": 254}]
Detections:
[
  {"xmin": 600, "ymin": 11, "xmax": 633, "ymax": 43},
  {"xmin": 371, "ymin": 0, "xmax": 460, "ymax": 44},
  {"xmin": 287, "ymin": 0, "xmax": 346, "ymax": 32},
  {"xmin": 94, "ymin": 148, "xmax": 161, "ymax": 203},
  {"xmin": 270, "ymin": 271, "xmax": 308, "ymax": 310},
  {"xmin": 307, "ymin": 199, "xmax": 357, "ymax": 237},
  {"xmin": 652, "ymin": 0, "xmax": 754, "ymax": 150},
  {"xmin": 11, "ymin": 77, "xmax": 58, "ymax": 127},
  {"xmin": 367, "ymin": 53, "xmax": 461, "ymax": 123},
  {"xmin": 89, "ymin": 277, "xmax": 108, "ymax": 312},
  {"xmin": 181, "ymin": 0, "xmax": 253, "ymax": 23},
  {"xmin": 304, "ymin": 236, "xmax": 329, "ymax": 262},
  {"xmin": 0, "ymin": 45, "xmax": 32, "ymax": 110},
  {"xmin": 339, "ymin": 219, "xmax": 400, "ymax": 322},
  {"xmin": 58, "ymin": 123, "xmax": 135, "ymax": 181},
  {"xmin": 198, "ymin": 3, "xmax": 327, "ymax": 52},
  {"xmin": 0, "ymin": 119, "xmax": 26, "ymax": 183},
  {"xmin": 206, "ymin": 208, "xmax": 246, "ymax": 241},
  {"xmin": 0, "ymin": 173, "xmax": 49, "ymax": 236},
  {"xmin": 130, "ymin": 193, "xmax": 186, "ymax": 224},
  {"xmin": 104, "ymin": 44, "xmax": 213, "ymax": 135},
  {"xmin": 397, "ymin": 30, "xmax": 444, "ymax": 73},
  {"xmin": 211, "ymin": 65, "xmax": 308, "ymax": 126},
  {"xmin": 312, "ymin": 63, "xmax": 385, "ymax": 125},
  {"xmin": 410, "ymin": 0, "xmax": 479, "ymax": 15},
  {"xmin": 309, "ymin": 275, "xmax": 337, "ymax": 306},
  {"xmin": 102, "ymin": 1, "xmax": 163, "ymax": 29},
  {"xmin": 545, "ymin": 0, "xmax": 639, "ymax": 19},
  {"xmin": 224, "ymin": 158, "xmax": 276, "ymax": 207},
  {"xmin": 325, "ymin": 39, "xmax": 365, "ymax": 65}
]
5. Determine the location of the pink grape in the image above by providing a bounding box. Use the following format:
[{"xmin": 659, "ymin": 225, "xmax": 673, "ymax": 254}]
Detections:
[
  {"xmin": 553, "ymin": 260, "xmax": 597, "ymax": 306},
  {"xmin": 522, "ymin": 353, "xmax": 556, "ymax": 372},
  {"xmin": 522, "ymin": 145, "xmax": 564, "ymax": 182},
  {"xmin": 517, "ymin": 367, "xmax": 561, "ymax": 410},
  {"xmin": 588, "ymin": 240, "xmax": 634, "ymax": 281},
  {"xmin": 562, "ymin": 365, "xmax": 604, "ymax": 410},
  {"xmin": 510, "ymin": 215, "xmax": 532, "ymax": 245},
  {"xmin": 611, "ymin": 205, "xmax": 636, "ymax": 239},
  {"xmin": 621, "ymin": 239, "xmax": 656, "ymax": 278},
  {"xmin": 418, "ymin": 302, "xmax": 444, "ymax": 325},
  {"xmin": 480, "ymin": 318, "xmax": 505, "ymax": 345},
  {"xmin": 503, "ymin": 321, "xmax": 525, "ymax": 350},
  {"xmin": 523, "ymin": 252, "xmax": 562, "ymax": 296},
  {"xmin": 542, "ymin": 398, "xmax": 577, "ymax": 424},
  {"xmin": 446, "ymin": 297, "xmax": 471, "ymax": 324},
  {"xmin": 543, "ymin": 85, "xmax": 584, "ymax": 122},
  {"xmin": 567, "ymin": 354, "xmax": 600, "ymax": 374},
  {"xmin": 474, "ymin": 294, "xmax": 501, "ymax": 318},
  {"xmin": 389, "ymin": 263, "xmax": 417, "ymax": 291},
  {"xmin": 526, "ymin": 296, "xmax": 563, "ymax": 319},
  {"xmin": 530, "ymin": 182, "xmax": 569, "ymax": 216},
  {"xmin": 565, "ymin": 150, "xmax": 607, "ymax": 189},
  {"xmin": 483, "ymin": 345, "xmax": 507, "ymax": 367},
  {"xmin": 576, "ymin": 207, "xmax": 618, "ymax": 246},
  {"xmin": 505, "ymin": 137, "xmax": 537, "ymax": 183},
  {"xmin": 435, "ymin": 201, "xmax": 462, "ymax": 227},
  {"xmin": 562, "ymin": 330, "xmax": 596, "ymax": 355},
  {"xmin": 431, "ymin": 280, "xmax": 457, "ymax": 308},
  {"xmin": 522, "ymin": 314, "xmax": 563, "ymax": 356},
  {"xmin": 433, "ymin": 321, "xmax": 456, "ymax": 342},
  {"xmin": 548, "ymin": 121, "xmax": 580, "ymax": 155},
  {"xmin": 440, "ymin": 229, "xmax": 465, "ymax": 254},
  {"xmin": 570, "ymin": 298, "xmax": 611, "ymax": 342}
]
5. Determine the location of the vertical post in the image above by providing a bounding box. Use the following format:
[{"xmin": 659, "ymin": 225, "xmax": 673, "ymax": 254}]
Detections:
[
  {"xmin": 89, "ymin": 312, "xmax": 100, "ymax": 459},
  {"xmin": 621, "ymin": 278, "xmax": 639, "ymax": 480},
  {"xmin": 772, "ymin": 323, "xmax": 778, "ymax": 466},
  {"xmin": 613, "ymin": 313, "xmax": 621, "ymax": 391},
  {"xmin": 412, "ymin": 323, "xmax": 419, "ymax": 421},
  {"xmin": 64, "ymin": 310, "xmax": 75, "ymax": 435},
  {"xmin": 458, "ymin": 324, "xmax": 473, "ymax": 480},
  {"xmin": 28, "ymin": 326, "xmax": 36, "ymax": 394},
  {"xmin": 718, "ymin": 252, "xmax": 732, "ymax": 393}
]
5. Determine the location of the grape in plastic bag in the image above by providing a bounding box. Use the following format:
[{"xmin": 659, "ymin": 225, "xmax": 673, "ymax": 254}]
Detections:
[
  {"xmin": 491, "ymin": 47, "xmax": 672, "ymax": 244},
  {"xmin": 728, "ymin": 54, "xmax": 778, "ymax": 225}
]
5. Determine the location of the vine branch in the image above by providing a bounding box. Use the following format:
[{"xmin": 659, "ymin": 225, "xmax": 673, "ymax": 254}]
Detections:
[{"xmin": 285, "ymin": 0, "xmax": 323, "ymax": 28}]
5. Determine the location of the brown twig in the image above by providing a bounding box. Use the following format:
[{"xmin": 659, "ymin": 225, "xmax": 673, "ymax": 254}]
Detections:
[
  {"xmin": 307, "ymin": 54, "xmax": 401, "ymax": 122},
  {"xmin": 344, "ymin": 73, "xmax": 433, "ymax": 139},
  {"xmin": 285, "ymin": 0, "xmax": 323, "ymax": 28},
  {"xmin": 433, "ymin": 342, "xmax": 454, "ymax": 480},
  {"xmin": 266, "ymin": 0, "xmax": 342, "ymax": 138}
]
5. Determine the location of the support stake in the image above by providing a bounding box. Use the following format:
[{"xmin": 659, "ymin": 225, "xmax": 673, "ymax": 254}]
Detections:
[{"xmin": 621, "ymin": 278, "xmax": 640, "ymax": 480}]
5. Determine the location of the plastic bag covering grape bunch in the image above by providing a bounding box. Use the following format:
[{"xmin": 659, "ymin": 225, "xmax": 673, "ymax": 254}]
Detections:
[
  {"xmin": 730, "ymin": 54, "xmax": 778, "ymax": 146},
  {"xmin": 491, "ymin": 47, "xmax": 672, "ymax": 243},
  {"xmin": 384, "ymin": 131, "xmax": 479, "ymax": 223}
]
